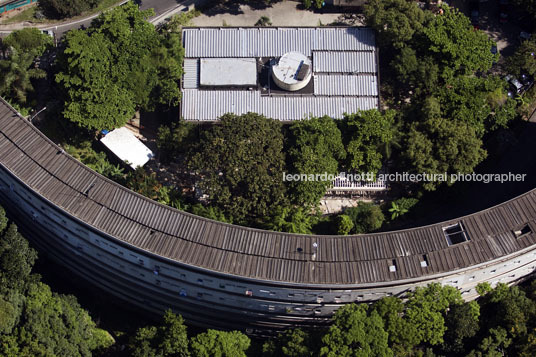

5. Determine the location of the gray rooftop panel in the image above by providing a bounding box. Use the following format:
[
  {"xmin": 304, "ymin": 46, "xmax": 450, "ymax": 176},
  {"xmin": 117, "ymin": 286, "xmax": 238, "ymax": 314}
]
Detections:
[
  {"xmin": 181, "ymin": 89, "xmax": 378, "ymax": 121},
  {"xmin": 200, "ymin": 58, "xmax": 257, "ymax": 87},
  {"xmin": 183, "ymin": 27, "xmax": 376, "ymax": 58},
  {"xmin": 313, "ymin": 51, "xmax": 376, "ymax": 73},
  {"xmin": 183, "ymin": 58, "xmax": 199, "ymax": 89},
  {"xmin": 314, "ymin": 74, "xmax": 378, "ymax": 96}
]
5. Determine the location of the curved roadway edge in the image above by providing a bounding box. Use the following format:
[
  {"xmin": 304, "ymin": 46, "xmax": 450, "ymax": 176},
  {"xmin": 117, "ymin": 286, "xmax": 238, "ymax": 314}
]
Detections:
[
  {"xmin": 0, "ymin": 96, "xmax": 536, "ymax": 332},
  {"xmin": 0, "ymin": 0, "xmax": 197, "ymax": 37}
]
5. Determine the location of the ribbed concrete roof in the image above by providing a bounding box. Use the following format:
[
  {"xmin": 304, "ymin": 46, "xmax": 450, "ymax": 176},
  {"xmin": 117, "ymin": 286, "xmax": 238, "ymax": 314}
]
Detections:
[{"xmin": 1, "ymin": 98, "xmax": 536, "ymax": 286}]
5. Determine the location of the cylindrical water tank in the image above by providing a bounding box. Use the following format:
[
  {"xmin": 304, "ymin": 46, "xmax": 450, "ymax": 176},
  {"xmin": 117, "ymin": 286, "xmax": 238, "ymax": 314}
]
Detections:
[{"xmin": 271, "ymin": 52, "xmax": 312, "ymax": 91}]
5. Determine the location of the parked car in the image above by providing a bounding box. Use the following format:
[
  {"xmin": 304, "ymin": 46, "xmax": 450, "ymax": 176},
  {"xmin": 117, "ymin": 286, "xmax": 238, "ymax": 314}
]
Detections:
[
  {"xmin": 505, "ymin": 75, "xmax": 524, "ymax": 97},
  {"xmin": 499, "ymin": 0, "xmax": 508, "ymax": 23},
  {"xmin": 519, "ymin": 31, "xmax": 532, "ymax": 42},
  {"xmin": 520, "ymin": 73, "xmax": 534, "ymax": 89},
  {"xmin": 41, "ymin": 30, "xmax": 54, "ymax": 37},
  {"xmin": 470, "ymin": 2, "xmax": 480, "ymax": 29}
]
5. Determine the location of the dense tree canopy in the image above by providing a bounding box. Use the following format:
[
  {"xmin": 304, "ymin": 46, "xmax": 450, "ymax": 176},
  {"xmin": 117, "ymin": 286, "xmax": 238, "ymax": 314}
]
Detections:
[
  {"xmin": 265, "ymin": 206, "xmax": 316, "ymax": 234},
  {"xmin": 404, "ymin": 114, "xmax": 487, "ymax": 191},
  {"xmin": 344, "ymin": 203, "xmax": 385, "ymax": 234},
  {"xmin": 512, "ymin": 0, "xmax": 536, "ymax": 21},
  {"xmin": 320, "ymin": 303, "xmax": 392, "ymax": 357},
  {"xmin": 188, "ymin": 113, "xmax": 287, "ymax": 224},
  {"xmin": 56, "ymin": 3, "xmax": 183, "ymax": 130},
  {"xmin": 364, "ymin": 0, "xmax": 426, "ymax": 49},
  {"xmin": 507, "ymin": 37, "xmax": 536, "ymax": 77},
  {"xmin": 130, "ymin": 310, "xmax": 190, "ymax": 357},
  {"xmin": 422, "ymin": 6, "xmax": 496, "ymax": 79},
  {"xmin": 124, "ymin": 277, "xmax": 536, "ymax": 357},
  {"xmin": 263, "ymin": 328, "xmax": 314, "ymax": 357},
  {"xmin": 190, "ymin": 330, "xmax": 251, "ymax": 357},
  {"xmin": 0, "ymin": 29, "xmax": 51, "ymax": 113},
  {"xmin": 0, "ymin": 206, "xmax": 113, "ymax": 356},
  {"xmin": 3, "ymin": 28, "xmax": 52, "ymax": 59},
  {"xmin": 287, "ymin": 116, "xmax": 345, "ymax": 207},
  {"xmin": 342, "ymin": 110, "xmax": 396, "ymax": 175},
  {"xmin": 39, "ymin": 0, "xmax": 101, "ymax": 18}
]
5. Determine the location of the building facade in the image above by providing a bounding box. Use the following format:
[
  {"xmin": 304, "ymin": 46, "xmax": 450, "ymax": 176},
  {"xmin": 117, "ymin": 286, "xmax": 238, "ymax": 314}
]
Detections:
[{"xmin": 1, "ymin": 98, "xmax": 536, "ymax": 334}]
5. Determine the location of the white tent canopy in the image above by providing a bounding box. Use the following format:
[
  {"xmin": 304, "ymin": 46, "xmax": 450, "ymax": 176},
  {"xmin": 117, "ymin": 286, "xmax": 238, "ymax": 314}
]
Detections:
[{"xmin": 100, "ymin": 127, "xmax": 154, "ymax": 169}]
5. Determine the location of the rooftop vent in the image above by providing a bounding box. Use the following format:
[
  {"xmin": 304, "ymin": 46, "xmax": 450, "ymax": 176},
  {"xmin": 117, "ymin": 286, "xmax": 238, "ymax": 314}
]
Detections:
[
  {"xmin": 420, "ymin": 255, "xmax": 429, "ymax": 268},
  {"xmin": 389, "ymin": 260, "xmax": 397, "ymax": 273},
  {"xmin": 443, "ymin": 222, "xmax": 470, "ymax": 246},
  {"xmin": 514, "ymin": 224, "xmax": 532, "ymax": 238}
]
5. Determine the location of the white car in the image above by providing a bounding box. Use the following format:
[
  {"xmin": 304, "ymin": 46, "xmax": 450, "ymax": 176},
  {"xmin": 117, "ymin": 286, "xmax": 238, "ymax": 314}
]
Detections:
[
  {"xmin": 41, "ymin": 30, "xmax": 54, "ymax": 37},
  {"xmin": 505, "ymin": 75, "xmax": 523, "ymax": 97}
]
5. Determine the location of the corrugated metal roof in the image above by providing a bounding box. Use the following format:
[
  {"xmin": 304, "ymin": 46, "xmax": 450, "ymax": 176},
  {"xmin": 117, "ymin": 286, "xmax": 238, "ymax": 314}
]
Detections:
[
  {"xmin": 183, "ymin": 27, "xmax": 375, "ymax": 58},
  {"xmin": 313, "ymin": 51, "xmax": 376, "ymax": 73},
  {"xmin": 3, "ymin": 96, "xmax": 536, "ymax": 289},
  {"xmin": 183, "ymin": 58, "xmax": 199, "ymax": 89},
  {"xmin": 181, "ymin": 89, "xmax": 378, "ymax": 121},
  {"xmin": 181, "ymin": 27, "xmax": 379, "ymax": 121},
  {"xmin": 314, "ymin": 74, "xmax": 378, "ymax": 96}
]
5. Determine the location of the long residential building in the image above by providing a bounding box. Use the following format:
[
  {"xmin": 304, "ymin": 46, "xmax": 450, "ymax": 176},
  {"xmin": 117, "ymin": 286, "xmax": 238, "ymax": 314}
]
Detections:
[{"xmin": 1, "ymin": 97, "xmax": 536, "ymax": 334}]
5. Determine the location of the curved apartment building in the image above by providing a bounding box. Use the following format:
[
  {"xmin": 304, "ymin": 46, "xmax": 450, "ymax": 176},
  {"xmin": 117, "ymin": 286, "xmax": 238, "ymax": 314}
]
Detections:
[{"xmin": 0, "ymin": 98, "xmax": 536, "ymax": 334}]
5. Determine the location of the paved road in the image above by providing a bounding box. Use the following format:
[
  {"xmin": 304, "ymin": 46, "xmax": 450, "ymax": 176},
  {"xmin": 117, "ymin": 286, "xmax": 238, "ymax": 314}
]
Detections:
[{"xmin": 0, "ymin": 0, "xmax": 189, "ymax": 38}]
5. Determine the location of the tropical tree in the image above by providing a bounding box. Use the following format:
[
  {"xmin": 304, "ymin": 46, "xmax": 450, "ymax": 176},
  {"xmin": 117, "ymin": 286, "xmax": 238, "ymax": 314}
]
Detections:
[
  {"xmin": 335, "ymin": 214, "xmax": 354, "ymax": 235},
  {"xmin": 130, "ymin": 311, "xmax": 190, "ymax": 357},
  {"xmin": 388, "ymin": 202, "xmax": 408, "ymax": 220},
  {"xmin": 320, "ymin": 303, "xmax": 392, "ymax": 357},
  {"xmin": 56, "ymin": 3, "xmax": 183, "ymax": 130},
  {"xmin": 372, "ymin": 296, "xmax": 420, "ymax": 355},
  {"xmin": 0, "ymin": 217, "xmax": 37, "ymax": 292},
  {"xmin": 188, "ymin": 113, "xmax": 287, "ymax": 224},
  {"xmin": 342, "ymin": 110, "xmax": 396, "ymax": 175},
  {"xmin": 404, "ymin": 115, "xmax": 487, "ymax": 191},
  {"xmin": 0, "ymin": 29, "xmax": 51, "ymax": 111},
  {"xmin": 364, "ymin": 0, "xmax": 426, "ymax": 49},
  {"xmin": 156, "ymin": 120, "xmax": 195, "ymax": 164},
  {"xmin": 345, "ymin": 203, "xmax": 385, "ymax": 234},
  {"xmin": 507, "ymin": 37, "xmax": 536, "ymax": 77},
  {"xmin": 266, "ymin": 206, "xmax": 317, "ymax": 234},
  {"xmin": 263, "ymin": 329, "xmax": 314, "ymax": 357},
  {"xmin": 442, "ymin": 302, "xmax": 480, "ymax": 354},
  {"xmin": 422, "ymin": 6, "xmax": 497, "ymax": 79},
  {"xmin": 404, "ymin": 283, "xmax": 464, "ymax": 346},
  {"xmin": 39, "ymin": 0, "xmax": 101, "ymax": 19},
  {"xmin": 287, "ymin": 116, "xmax": 346, "ymax": 207},
  {"xmin": 190, "ymin": 330, "xmax": 250, "ymax": 357},
  {"xmin": 0, "ymin": 206, "xmax": 113, "ymax": 356},
  {"xmin": 3, "ymin": 28, "xmax": 53, "ymax": 58},
  {"xmin": 387, "ymin": 197, "xmax": 418, "ymax": 221}
]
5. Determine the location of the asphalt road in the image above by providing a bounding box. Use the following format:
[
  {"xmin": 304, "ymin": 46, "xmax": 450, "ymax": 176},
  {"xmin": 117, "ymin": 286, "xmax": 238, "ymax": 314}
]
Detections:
[
  {"xmin": 1, "ymin": 0, "xmax": 185, "ymax": 38},
  {"xmin": 139, "ymin": 0, "xmax": 182, "ymax": 14}
]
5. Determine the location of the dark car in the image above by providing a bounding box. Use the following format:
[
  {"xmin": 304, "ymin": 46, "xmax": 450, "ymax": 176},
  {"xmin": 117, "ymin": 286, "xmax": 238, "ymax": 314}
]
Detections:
[
  {"xmin": 470, "ymin": 2, "xmax": 480, "ymax": 29},
  {"xmin": 499, "ymin": 0, "xmax": 508, "ymax": 23},
  {"xmin": 520, "ymin": 73, "xmax": 534, "ymax": 89}
]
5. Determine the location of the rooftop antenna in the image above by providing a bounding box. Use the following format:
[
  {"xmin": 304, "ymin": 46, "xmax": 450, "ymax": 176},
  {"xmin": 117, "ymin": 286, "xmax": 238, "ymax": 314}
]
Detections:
[
  {"xmin": 312, "ymin": 242, "xmax": 318, "ymax": 261},
  {"xmin": 84, "ymin": 182, "xmax": 96, "ymax": 197}
]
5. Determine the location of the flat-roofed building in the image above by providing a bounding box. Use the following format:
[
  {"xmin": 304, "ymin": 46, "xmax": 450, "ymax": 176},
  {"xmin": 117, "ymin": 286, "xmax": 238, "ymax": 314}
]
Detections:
[{"xmin": 181, "ymin": 27, "xmax": 380, "ymax": 121}]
